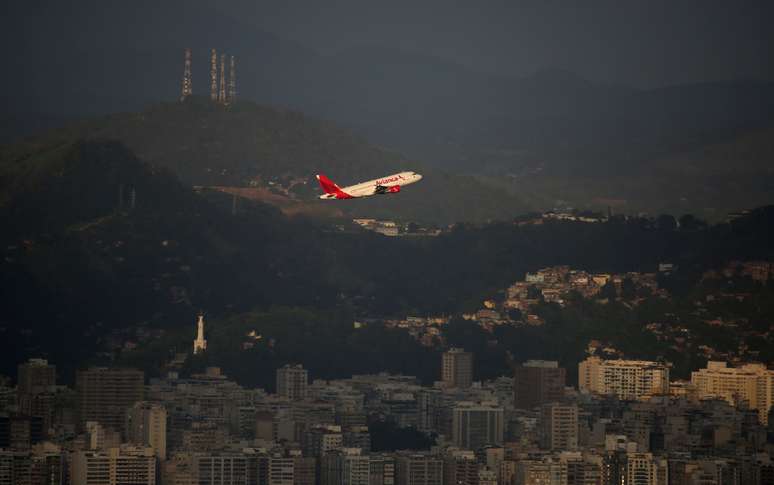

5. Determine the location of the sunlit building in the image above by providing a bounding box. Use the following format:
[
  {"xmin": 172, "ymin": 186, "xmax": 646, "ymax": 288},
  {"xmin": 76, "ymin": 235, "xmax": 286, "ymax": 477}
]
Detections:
[
  {"xmin": 691, "ymin": 361, "xmax": 774, "ymax": 424},
  {"xmin": 539, "ymin": 403, "xmax": 578, "ymax": 451},
  {"xmin": 70, "ymin": 445, "xmax": 156, "ymax": 485},
  {"xmin": 578, "ymin": 357, "xmax": 669, "ymax": 401},
  {"xmin": 125, "ymin": 401, "xmax": 167, "ymax": 460}
]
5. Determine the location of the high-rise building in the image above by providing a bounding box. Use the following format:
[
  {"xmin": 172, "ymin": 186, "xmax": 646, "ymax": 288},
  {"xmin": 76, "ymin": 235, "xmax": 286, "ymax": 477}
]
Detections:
[
  {"xmin": 343, "ymin": 426, "xmax": 371, "ymax": 452},
  {"xmin": 180, "ymin": 422, "xmax": 228, "ymax": 452},
  {"xmin": 268, "ymin": 453, "xmax": 294, "ymax": 485},
  {"xmin": 321, "ymin": 448, "xmax": 370, "ymax": 485},
  {"xmin": 85, "ymin": 421, "xmax": 122, "ymax": 451},
  {"xmin": 477, "ymin": 467, "xmax": 497, "ymax": 485},
  {"xmin": 161, "ymin": 453, "xmax": 198, "ymax": 485},
  {"xmin": 0, "ymin": 449, "xmax": 31, "ymax": 485},
  {"xmin": 302, "ymin": 425, "xmax": 343, "ymax": 458},
  {"xmin": 30, "ymin": 442, "xmax": 65, "ymax": 485},
  {"xmin": 277, "ymin": 364, "xmax": 308, "ymax": 400},
  {"xmin": 513, "ymin": 360, "xmax": 566, "ymax": 409},
  {"xmin": 369, "ymin": 454, "xmax": 396, "ymax": 485},
  {"xmin": 452, "ymin": 402, "xmax": 504, "ymax": 450},
  {"xmin": 395, "ymin": 453, "xmax": 443, "ymax": 485},
  {"xmin": 564, "ymin": 457, "xmax": 601, "ymax": 485},
  {"xmin": 625, "ymin": 453, "xmax": 658, "ymax": 485},
  {"xmin": 441, "ymin": 348, "xmax": 473, "ymax": 389},
  {"xmin": 691, "ymin": 361, "xmax": 774, "ymax": 424},
  {"xmin": 76, "ymin": 367, "xmax": 144, "ymax": 432},
  {"xmin": 539, "ymin": 403, "xmax": 579, "ymax": 451},
  {"xmin": 292, "ymin": 454, "xmax": 316, "ymax": 485},
  {"xmin": 417, "ymin": 389, "xmax": 445, "ymax": 434},
  {"xmin": 516, "ymin": 459, "xmax": 567, "ymax": 485},
  {"xmin": 193, "ymin": 314, "xmax": 207, "ymax": 355},
  {"xmin": 0, "ymin": 414, "xmax": 44, "ymax": 451},
  {"xmin": 16, "ymin": 359, "xmax": 56, "ymax": 434},
  {"xmin": 17, "ymin": 359, "xmax": 55, "ymax": 395},
  {"xmin": 126, "ymin": 402, "xmax": 167, "ymax": 460},
  {"xmin": 442, "ymin": 449, "xmax": 478, "ymax": 485},
  {"xmin": 500, "ymin": 460, "xmax": 517, "ymax": 485},
  {"xmin": 195, "ymin": 452, "xmax": 251, "ymax": 485},
  {"xmin": 70, "ymin": 445, "xmax": 156, "ymax": 485},
  {"xmin": 578, "ymin": 357, "xmax": 669, "ymax": 401}
]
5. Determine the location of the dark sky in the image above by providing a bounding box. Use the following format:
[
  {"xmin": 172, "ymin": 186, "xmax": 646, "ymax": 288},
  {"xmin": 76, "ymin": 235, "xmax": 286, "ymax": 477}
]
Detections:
[
  {"xmin": 211, "ymin": 0, "xmax": 774, "ymax": 87},
  {"xmin": 2, "ymin": 0, "xmax": 773, "ymax": 119}
]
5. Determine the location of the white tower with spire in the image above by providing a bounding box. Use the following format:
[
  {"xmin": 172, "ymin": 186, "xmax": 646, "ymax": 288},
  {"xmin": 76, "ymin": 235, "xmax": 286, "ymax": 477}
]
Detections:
[{"xmin": 193, "ymin": 314, "xmax": 207, "ymax": 354}]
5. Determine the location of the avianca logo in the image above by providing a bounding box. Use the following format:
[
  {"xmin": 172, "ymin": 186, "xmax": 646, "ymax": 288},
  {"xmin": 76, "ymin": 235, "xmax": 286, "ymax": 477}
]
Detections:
[{"xmin": 375, "ymin": 174, "xmax": 405, "ymax": 185}]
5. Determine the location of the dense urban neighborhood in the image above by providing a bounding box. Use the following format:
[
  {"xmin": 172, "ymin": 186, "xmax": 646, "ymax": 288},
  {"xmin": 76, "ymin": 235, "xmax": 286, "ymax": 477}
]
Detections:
[{"xmin": 2, "ymin": 256, "xmax": 774, "ymax": 484}]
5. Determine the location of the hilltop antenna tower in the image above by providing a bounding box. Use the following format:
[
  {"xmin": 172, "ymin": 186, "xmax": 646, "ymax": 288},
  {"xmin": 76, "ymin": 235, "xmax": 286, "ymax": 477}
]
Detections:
[
  {"xmin": 227, "ymin": 56, "xmax": 236, "ymax": 105},
  {"xmin": 209, "ymin": 49, "xmax": 218, "ymax": 101},
  {"xmin": 180, "ymin": 48, "xmax": 192, "ymax": 101},
  {"xmin": 218, "ymin": 54, "xmax": 226, "ymax": 103}
]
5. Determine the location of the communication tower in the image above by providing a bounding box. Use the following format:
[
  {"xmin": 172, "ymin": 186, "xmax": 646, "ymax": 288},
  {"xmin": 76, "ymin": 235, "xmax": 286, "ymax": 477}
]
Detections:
[
  {"xmin": 227, "ymin": 56, "xmax": 236, "ymax": 105},
  {"xmin": 180, "ymin": 48, "xmax": 192, "ymax": 101},
  {"xmin": 209, "ymin": 49, "xmax": 218, "ymax": 101},
  {"xmin": 218, "ymin": 54, "xmax": 226, "ymax": 103}
]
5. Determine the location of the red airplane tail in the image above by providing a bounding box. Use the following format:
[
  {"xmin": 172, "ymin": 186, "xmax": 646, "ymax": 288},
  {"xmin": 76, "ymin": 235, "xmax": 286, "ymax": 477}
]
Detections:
[{"xmin": 316, "ymin": 174, "xmax": 340, "ymax": 194}]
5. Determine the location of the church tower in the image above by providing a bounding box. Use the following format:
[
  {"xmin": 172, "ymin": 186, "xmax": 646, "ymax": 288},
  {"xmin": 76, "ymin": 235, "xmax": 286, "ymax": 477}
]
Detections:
[{"xmin": 193, "ymin": 314, "xmax": 207, "ymax": 354}]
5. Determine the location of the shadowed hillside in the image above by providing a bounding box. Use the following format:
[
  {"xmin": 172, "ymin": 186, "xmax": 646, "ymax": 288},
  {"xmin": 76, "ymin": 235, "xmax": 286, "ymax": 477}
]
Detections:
[{"xmin": 3, "ymin": 98, "xmax": 528, "ymax": 224}]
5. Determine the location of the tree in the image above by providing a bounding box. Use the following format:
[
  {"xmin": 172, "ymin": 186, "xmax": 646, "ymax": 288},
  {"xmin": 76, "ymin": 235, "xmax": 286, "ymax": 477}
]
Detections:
[
  {"xmin": 620, "ymin": 278, "xmax": 637, "ymax": 300},
  {"xmin": 507, "ymin": 308, "xmax": 523, "ymax": 321},
  {"xmin": 678, "ymin": 214, "xmax": 707, "ymax": 231},
  {"xmin": 527, "ymin": 285, "xmax": 543, "ymax": 300},
  {"xmin": 656, "ymin": 214, "xmax": 677, "ymax": 232},
  {"xmin": 599, "ymin": 281, "xmax": 617, "ymax": 300}
]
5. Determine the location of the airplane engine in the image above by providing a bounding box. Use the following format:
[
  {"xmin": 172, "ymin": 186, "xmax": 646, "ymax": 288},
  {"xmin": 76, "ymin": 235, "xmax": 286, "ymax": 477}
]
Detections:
[{"xmin": 387, "ymin": 185, "xmax": 401, "ymax": 193}]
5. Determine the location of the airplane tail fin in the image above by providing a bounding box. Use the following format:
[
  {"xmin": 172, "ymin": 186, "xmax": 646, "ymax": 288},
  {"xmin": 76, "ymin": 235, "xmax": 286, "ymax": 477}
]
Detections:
[{"xmin": 316, "ymin": 174, "xmax": 340, "ymax": 194}]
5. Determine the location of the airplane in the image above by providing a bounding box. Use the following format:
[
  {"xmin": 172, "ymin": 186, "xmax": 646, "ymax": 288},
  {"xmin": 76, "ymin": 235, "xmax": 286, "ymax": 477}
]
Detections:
[{"xmin": 316, "ymin": 171, "xmax": 423, "ymax": 199}]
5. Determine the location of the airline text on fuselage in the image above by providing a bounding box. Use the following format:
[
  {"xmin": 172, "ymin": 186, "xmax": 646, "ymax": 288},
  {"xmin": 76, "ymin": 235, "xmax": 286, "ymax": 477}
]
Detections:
[{"xmin": 375, "ymin": 174, "xmax": 404, "ymax": 186}]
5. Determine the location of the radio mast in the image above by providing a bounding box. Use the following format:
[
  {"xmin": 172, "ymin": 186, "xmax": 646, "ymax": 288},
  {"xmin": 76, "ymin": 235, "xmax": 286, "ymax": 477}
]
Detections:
[
  {"xmin": 180, "ymin": 48, "xmax": 192, "ymax": 101},
  {"xmin": 209, "ymin": 49, "xmax": 218, "ymax": 101},
  {"xmin": 227, "ymin": 56, "xmax": 236, "ymax": 105},
  {"xmin": 218, "ymin": 54, "xmax": 226, "ymax": 103}
]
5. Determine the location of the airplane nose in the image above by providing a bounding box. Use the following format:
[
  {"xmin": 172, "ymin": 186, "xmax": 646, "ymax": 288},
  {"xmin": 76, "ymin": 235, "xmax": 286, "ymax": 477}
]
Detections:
[{"xmin": 415, "ymin": 173, "xmax": 423, "ymax": 181}]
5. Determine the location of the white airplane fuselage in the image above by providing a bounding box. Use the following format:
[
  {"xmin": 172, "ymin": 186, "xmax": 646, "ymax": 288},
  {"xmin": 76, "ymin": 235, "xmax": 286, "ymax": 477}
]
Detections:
[{"xmin": 317, "ymin": 171, "xmax": 422, "ymax": 199}]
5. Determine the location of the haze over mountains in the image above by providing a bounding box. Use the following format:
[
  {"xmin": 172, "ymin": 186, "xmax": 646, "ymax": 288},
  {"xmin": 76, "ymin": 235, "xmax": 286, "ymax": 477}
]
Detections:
[
  {"xmin": 3, "ymin": 0, "xmax": 774, "ymax": 388},
  {"xmin": 3, "ymin": 1, "xmax": 774, "ymax": 220}
]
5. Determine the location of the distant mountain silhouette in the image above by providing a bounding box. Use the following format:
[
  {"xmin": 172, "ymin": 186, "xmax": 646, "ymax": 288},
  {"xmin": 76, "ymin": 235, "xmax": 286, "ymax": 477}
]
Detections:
[
  {"xmin": 5, "ymin": 2, "xmax": 773, "ymax": 180},
  {"xmin": 4, "ymin": 1, "xmax": 774, "ymax": 220},
  {"xmin": 1, "ymin": 98, "xmax": 528, "ymax": 224}
]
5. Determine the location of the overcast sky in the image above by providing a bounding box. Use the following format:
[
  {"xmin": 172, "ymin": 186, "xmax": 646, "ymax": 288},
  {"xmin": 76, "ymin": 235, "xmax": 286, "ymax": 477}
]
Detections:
[{"xmin": 212, "ymin": 0, "xmax": 774, "ymax": 87}]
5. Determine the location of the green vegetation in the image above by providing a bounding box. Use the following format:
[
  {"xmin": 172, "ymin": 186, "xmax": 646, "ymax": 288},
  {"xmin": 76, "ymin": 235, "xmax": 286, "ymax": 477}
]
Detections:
[
  {"xmin": 1, "ymin": 98, "xmax": 527, "ymax": 225},
  {"xmin": 2, "ymin": 131, "xmax": 774, "ymax": 383}
]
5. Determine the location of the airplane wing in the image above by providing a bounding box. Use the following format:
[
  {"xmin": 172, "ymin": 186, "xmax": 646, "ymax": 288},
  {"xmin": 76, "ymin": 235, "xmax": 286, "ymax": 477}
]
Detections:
[{"xmin": 374, "ymin": 185, "xmax": 401, "ymax": 195}]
